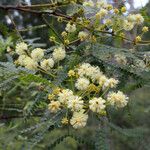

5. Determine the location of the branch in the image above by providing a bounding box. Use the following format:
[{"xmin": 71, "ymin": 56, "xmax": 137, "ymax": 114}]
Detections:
[{"xmin": 0, "ymin": 5, "xmax": 72, "ymax": 19}]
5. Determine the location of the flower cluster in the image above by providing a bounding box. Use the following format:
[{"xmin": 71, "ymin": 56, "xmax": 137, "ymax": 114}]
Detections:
[
  {"xmin": 48, "ymin": 63, "xmax": 128, "ymax": 129},
  {"xmin": 81, "ymin": 0, "xmax": 148, "ymax": 43},
  {"xmin": 15, "ymin": 42, "xmax": 66, "ymax": 71}
]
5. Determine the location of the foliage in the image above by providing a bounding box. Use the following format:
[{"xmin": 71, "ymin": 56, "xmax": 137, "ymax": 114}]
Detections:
[{"xmin": 0, "ymin": 0, "xmax": 150, "ymax": 150}]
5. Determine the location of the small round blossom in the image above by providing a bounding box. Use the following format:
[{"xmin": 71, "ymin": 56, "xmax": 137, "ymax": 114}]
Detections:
[
  {"xmin": 96, "ymin": 0, "xmax": 107, "ymax": 8},
  {"xmin": 107, "ymin": 91, "xmax": 128, "ymax": 108},
  {"xmin": 83, "ymin": 0, "xmax": 94, "ymax": 7},
  {"xmin": 48, "ymin": 101, "xmax": 61, "ymax": 113},
  {"xmin": 24, "ymin": 57, "xmax": 38, "ymax": 70},
  {"xmin": 89, "ymin": 97, "xmax": 106, "ymax": 113},
  {"xmin": 75, "ymin": 77, "xmax": 90, "ymax": 90},
  {"xmin": 135, "ymin": 36, "xmax": 142, "ymax": 43},
  {"xmin": 78, "ymin": 31, "xmax": 89, "ymax": 41},
  {"xmin": 121, "ymin": 7, "xmax": 126, "ymax": 13},
  {"xmin": 61, "ymin": 117, "xmax": 69, "ymax": 125},
  {"xmin": 98, "ymin": 75, "xmax": 108, "ymax": 86},
  {"xmin": 68, "ymin": 70, "xmax": 75, "ymax": 77},
  {"xmin": 77, "ymin": 63, "xmax": 91, "ymax": 77},
  {"xmin": 68, "ymin": 96, "xmax": 84, "ymax": 111},
  {"xmin": 65, "ymin": 22, "xmax": 76, "ymax": 33},
  {"xmin": 142, "ymin": 26, "xmax": 149, "ymax": 32},
  {"xmin": 135, "ymin": 14, "xmax": 144, "ymax": 24},
  {"xmin": 40, "ymin": 58, "xmax": 54, "ymax": 71},
  {"xmin": 17, "ymin": 55, "xmax": 27, "ymax": 66},
  {"xmin": 58, "ymin": 89, "xmax": 74, "ymax": 104},
  {"xmin": 123, "ymin": 20, "xmax": 134, "ymax": 31},
  {"xmin": 31, "ymin": 48, "xmax": 44, "ymax": 61},
  {"xmin": 15, "ymin": 42, "xmax": 28, "ymax": 55},
  {"xmin": 103, "ymin": 78, "xmax": 119, "ymax": 89},
  {"xmin": 70, "ymin": 110, "xmax": 88, "ymax": 129},
  {"xmin": 96, "ymin": 9, "xmax": 108, "ymax": 19},
  {"xmin": 52, "ymin": 46, "xmax": 66, "ymax": 61},
  {"xmin": 127, "ymin": 14, "xmax": 136, "ymax": 22}
]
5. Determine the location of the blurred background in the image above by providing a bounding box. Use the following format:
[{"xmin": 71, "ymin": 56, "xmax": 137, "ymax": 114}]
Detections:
[{"xmin": 0, "ymin": 0, "xmax": 150, "ymax": 150}]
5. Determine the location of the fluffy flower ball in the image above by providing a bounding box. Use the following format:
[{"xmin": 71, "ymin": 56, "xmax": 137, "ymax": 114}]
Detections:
[
  {"xmin": 31, "ymin": 48, "xmax": 44, "ymax": 61},
  {"xmin": 48, "ymin": 101, "xmax": 61, "ymax": 113},
  {"xmin": 78, "ymin": 31, "xmax": 88, "ymax": 41},
  {"xmin": 23, "ymin": 57, "xmax": 38, "ymax": 70},
  {"xmin": 70, "ymin": 110, "xmax": 88, "ymax": 129},
  {"xmin": 68, "ymin": 96, "xmax": 84, "ymax": 111},
  {"xmin": 75, "ymin": 77, "xmax": 90, "ymax": 90},
  {"xmin": 58, "ymin": 89, "xmax": 74, "ymax": 104},
  {"xmin": 65, "ymin": 22, "xmax": 76, "ymax": 33},
  {"xmin": 89, "ymin": 97, "xmax": 106, "ymax": 113},
  {"xmin": 15, "ymin": 42, "xmax": 28, "ymax": 55},
  {"xmin": 52, "ymin": 46, "xmax": 66, "ymax": 61},
  {"xmin": 40, "ymin": 58, "xmax": 54, "ymax": 70},
  {"xmin": 107, "ymin": 91, "xmax": 128, "ymax": 108}
]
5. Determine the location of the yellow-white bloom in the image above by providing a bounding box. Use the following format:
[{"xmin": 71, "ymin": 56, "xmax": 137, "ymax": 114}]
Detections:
[
  {"xmin": 78, "ymin": 31, "xmax": 88, "ymax": 41},
  {"xmin": 24, "ymin": 57, "xmax": 38, "ymax": 70},
  {"xmin": 107, "ymin": 91, "xmax": 128, "ymax": 108},
  {"xmin": 31, "ymin": 48, "xmax": 44, "ymax": 61},
  {"xmin": 75, "ymin": 77, "xmax": 90, "ymax": 90},
  {"xmin": 17, "ymin": 55, "xmax": 27, "ymax": 66},
  {"xmin": 96, "ymin": 0, "xmax": 107, "ymax": 8},
  {"xmin": 58, "ymin": 89, "xmax": 74, "ymax": 104},
  {"xmin": 15, "ymin": 42, "xmax": 28, "ymax": 55},
  {"xmin": 52, "ymin": 46, "xmax": 66, "ymax": 61},
  {"xmin": 65, "ymin": 22, "xmax": 76, "ymax": 33},
  {"xmin": 83, "ymin": 0, "xmax": 94, "ymax": 7},
  {"xmin": 98, "ymin": 75, "xmax": 108, "ymax": 86},
  {"xmin": 89, "ymin": 97, "xmax": 106, "ymax": 113},
  {"xmin": 68, "ymin": 96, "xmax": 84, "ymax": 111},
  {"xmin": 77, "ymin": 63, "xmax": 92, "ymax": 77},
  {"xmin": 135, "ymin": 14, "xmax": 144, "ymax": 25},
  {"xmin": 48, "ymin": 101, "xmax": 61, "ymax": 113},
  {"xmin": 70, "ymin": 110, "xmax": 88, "ymax": 129},
  {"xmin": 96, "ymin": 9, "xmax": 108, "ymax": 19},
  {"xmin": 103, "ymin": 78, "xmax": 119, "ymax": 89},
  {"xmin": 123, "ymin": 20, "xmax": 134, "ymax": 31},
  {"xmin": 40, "ymin": 58, "xmax": 54, "ymax": 70}
]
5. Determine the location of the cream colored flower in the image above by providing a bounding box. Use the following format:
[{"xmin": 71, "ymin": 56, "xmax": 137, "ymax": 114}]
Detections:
[
  {"xmin": 98, "ymin": 75, "xmax": 108, "ymax": 86},
  {"xmin": 103, "ymin": 78, "xmax": 119, "ymax": 89},
  {"xmin": 142, "ymin": 26, "xmax": 149, "ymax": 32},
  {"xmin": 77, "ymin": 63, "xmax": 91, "ymax": 77},
  {"xmin": 58, "ymin": 89, "xmax": 74, "ymax": 104},
  {"xmin": 24, "ymin": 57, "xmax": 38, "ymax": 70},
  {"xmin": 31, "ymin": 48, "xmax": 44, "ymax": 61},
  {"xmin": 89, "ymin": 97, "xmax": 106, "ymax": 113},
  {"xmin": 107, "ymin": 91, "xmax": 128, "ymax": 108},
  {"xmin": 40, "ymin": 58, "xmax": 54, "ymax": 70},
  {"xmin": 17, "ymin": 55, "xmax": 27, "ymax": 66},
  {"xmin": 83, "ymin": 0, "xmax": 94, "ymax": 7},
  {"xmin": 96, "ymin": 0, "xmax": 107, "ymax": 8},
  {"xmin": 75, "ymin": 77, "xmax": 90, "ymax": 90},
  {"xmin": 65, "ymin": 22, "xmax": 76, "ymax": 33},
  {"xmin": 68, "ymin": 70, "xmax": 75, "ymax": 77},
  {"xmin": 78, "ymin": 31, "xmax": 88, "ymax": 41},
  {"xmin": 123, "ymin": 20, "xmax": 134, "ymax": 31},
  {"xmin": 70, "ymin": 110, "xmax": 88, "ymax": 129},
  {"xmin": 15, "ymin": 42, "xmax": 28, "ymax": 55},
  {"xmin": 135, "ymin": 14, "xmax": 144, "ymax": 24},
  {"xmin": 96, "ymin": 9, "xmax": 108, "ymax": 19},
  {"xmin": 48, "ymin": 101, "xmax": 61, "ymax": 113},
  {"xmin": 52, "ymin": 46, "xmax": 66, "ymax": 61},
  {"xmin": 68, "ymin": 96, "xmax": 84, "ymax": 111}
]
